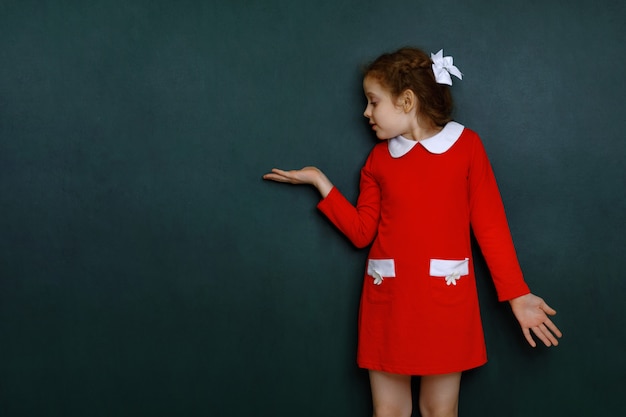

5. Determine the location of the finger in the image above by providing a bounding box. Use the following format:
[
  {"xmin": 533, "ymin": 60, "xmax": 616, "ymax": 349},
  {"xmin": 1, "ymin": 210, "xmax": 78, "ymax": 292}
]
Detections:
[
  {"xmin": 544, "ymin": 318, "xmax": 563, "ymax": 338},
  {"xmin": 264, "ymin": 168, "xmax": 298, "ymax": 181},
  {"xmin": 532, "ymin": 326, "xmax": 550, "ymax": 346},
  {"xmin": 263, "ymin": 173, "xmax": 288, "ymax": 182},
  {"xmin": 539, "ymin": 323, "xmax": 559, "ymax": 346},
  {"xmin": 522, "ymin": 327, "xmax": 537, "ymax": 348},
  {"xmin": 263, "ymin": 169, "xmax": 280, "ymax": 177},
  {"xmin": 269, "ymin": 168, "xmax": 291, "ymax": 177},
  {"xmin": 265, "ymin": 174, "xmax": 299, "ymax": 184},
  {"xmin": 540, "ymin": 302, "xmax": 557, "ymax": 316}
]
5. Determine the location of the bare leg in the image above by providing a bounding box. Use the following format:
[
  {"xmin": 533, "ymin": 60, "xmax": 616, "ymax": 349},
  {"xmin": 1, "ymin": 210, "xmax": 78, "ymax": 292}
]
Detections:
[
  {"xmin": 418, "ymin": 372, "xmax": 462, "ymax": 417},
  {"xmin": 369, "ymin": 370, "xmax": 412, "ymax": 417}
]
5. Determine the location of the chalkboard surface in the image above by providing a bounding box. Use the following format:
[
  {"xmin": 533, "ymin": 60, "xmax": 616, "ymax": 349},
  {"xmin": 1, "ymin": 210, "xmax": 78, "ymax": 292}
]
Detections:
[{"xmin": 1, "ymin": 1, "xmax": 624, "ymax": 416}]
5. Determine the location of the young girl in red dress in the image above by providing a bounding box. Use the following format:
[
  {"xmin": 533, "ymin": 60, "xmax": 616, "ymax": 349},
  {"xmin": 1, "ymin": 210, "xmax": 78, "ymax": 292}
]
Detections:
[{"xmin": 264, "ymin": 47, "xmax": 562, "ymax": 417}]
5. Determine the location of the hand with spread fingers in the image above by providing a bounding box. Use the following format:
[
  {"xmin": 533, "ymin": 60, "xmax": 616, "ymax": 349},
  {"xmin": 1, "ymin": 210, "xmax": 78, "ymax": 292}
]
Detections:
[{"xmin": 509, "ymin": 293, "xmax": 562, "ymax": 347}]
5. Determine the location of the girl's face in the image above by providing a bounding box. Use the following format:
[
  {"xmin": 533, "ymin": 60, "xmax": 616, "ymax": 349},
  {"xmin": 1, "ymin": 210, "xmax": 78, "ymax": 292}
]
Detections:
[{"xmin": 363, "ymin": 76, "xmax": 415, "ymax": 140}]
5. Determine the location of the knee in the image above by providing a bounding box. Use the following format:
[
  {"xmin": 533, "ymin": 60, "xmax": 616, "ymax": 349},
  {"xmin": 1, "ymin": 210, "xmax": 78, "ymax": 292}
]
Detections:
[
  {"xmin": 373, "ymin": 403, "xmax": 412, "ymax": 417},
  {"xmin": 418, "ymin": 401, "xmax": 458, "ymax": 417}
]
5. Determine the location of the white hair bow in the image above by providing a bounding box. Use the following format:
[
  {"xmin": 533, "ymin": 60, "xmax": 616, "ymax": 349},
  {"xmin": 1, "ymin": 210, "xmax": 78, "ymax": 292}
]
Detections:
[{"xmin": 431, "ymin": 49, "xmax": 463, "ymax": 86}]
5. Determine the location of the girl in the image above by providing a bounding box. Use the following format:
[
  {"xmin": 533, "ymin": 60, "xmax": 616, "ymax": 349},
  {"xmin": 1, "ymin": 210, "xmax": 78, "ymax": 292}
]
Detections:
[{"xmin": 263, "ymin": 47, "xmax": 561, "ymax": 417}]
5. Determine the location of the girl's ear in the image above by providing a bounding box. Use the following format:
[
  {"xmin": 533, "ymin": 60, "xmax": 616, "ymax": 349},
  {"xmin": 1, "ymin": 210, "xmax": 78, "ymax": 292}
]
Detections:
[{"xmin": 400, "ymin": 89, "xmax": 417, "ymax": 113}]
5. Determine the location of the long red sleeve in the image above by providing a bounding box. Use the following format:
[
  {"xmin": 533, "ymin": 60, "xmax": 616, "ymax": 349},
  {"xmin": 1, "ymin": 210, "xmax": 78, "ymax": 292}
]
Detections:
[
  {"xmin": 468, "ymin": 138, "xmax": 530, "ymax": 301},
  {"xmin": 317, "ymin": 162, "xmax": 381, "ymax": 249}
]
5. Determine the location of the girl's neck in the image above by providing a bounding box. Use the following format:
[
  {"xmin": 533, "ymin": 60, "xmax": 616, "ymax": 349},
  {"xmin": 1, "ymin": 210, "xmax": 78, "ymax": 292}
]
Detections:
[{"xmin": 406, "ymin": 119, "xmax": 443, "ymax": 142}]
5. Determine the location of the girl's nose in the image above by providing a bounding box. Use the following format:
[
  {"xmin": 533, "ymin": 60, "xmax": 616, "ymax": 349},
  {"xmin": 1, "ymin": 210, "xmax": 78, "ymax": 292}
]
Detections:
[{"xmin": 363, "ymin": 106, "xmax": 370, "ymax": 118}]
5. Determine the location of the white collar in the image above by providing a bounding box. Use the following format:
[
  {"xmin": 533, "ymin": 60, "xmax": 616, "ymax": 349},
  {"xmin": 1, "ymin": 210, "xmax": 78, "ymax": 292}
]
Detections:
[{"xmin": 388, "ymin": 121, "xmax": 465, "ymax": 158}]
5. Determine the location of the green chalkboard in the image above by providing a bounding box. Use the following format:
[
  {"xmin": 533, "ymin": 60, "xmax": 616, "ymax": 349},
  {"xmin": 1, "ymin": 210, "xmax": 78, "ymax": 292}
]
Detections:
[{"xmin": 1, "ymin": 1, "xmax": 624, "ymax": 416}]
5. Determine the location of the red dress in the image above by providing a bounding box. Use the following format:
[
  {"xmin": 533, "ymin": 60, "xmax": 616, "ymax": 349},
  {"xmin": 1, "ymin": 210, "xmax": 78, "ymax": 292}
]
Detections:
[{"xmin": 317, "ymin": 122, "xmax": 530, "ymax": 375}]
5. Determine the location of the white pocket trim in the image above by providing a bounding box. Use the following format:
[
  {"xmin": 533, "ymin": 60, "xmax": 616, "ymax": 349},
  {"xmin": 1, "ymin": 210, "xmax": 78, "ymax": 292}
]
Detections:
[
  {"xmin": 429, "ymin": 258, "xmax": 469, "ymax": 286},
  {"xmin": 367, "ymin": 259, "xmax": 396, "ymax": 285}
]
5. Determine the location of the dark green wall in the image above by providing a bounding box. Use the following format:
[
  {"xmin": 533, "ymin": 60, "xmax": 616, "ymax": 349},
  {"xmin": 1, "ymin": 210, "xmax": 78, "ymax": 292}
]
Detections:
[{"xmin": 1, "ymin": 1, "xmax": 624, "ymax": 416}]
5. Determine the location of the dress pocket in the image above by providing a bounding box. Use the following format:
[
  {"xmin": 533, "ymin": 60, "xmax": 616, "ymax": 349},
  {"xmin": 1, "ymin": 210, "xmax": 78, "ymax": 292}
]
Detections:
[
  {"xmin": 429, "ymin": 258, "xmax": 469, "ymax": 285},
  {"xmin": 365, "ymin": 259, "xmax": 395, "ymax": 304},
  {"xmin": 429, "ymin": 258, "xmax": 470, "ymax": 306},
  {"xmin": 367, "ymin": 259, "xmax": 396, "ymax": 284}
]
